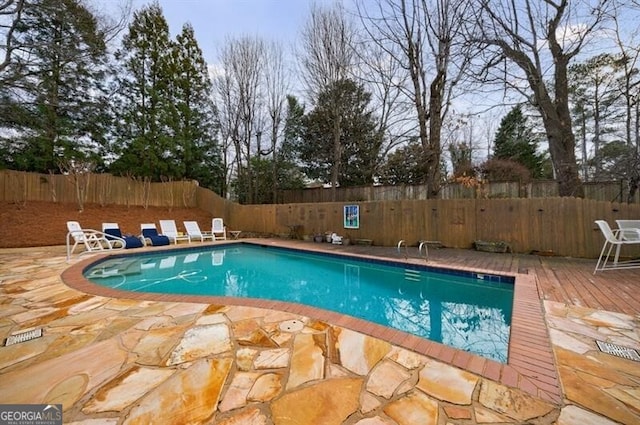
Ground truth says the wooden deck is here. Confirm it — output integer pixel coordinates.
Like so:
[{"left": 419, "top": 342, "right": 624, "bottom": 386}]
[{"left": 324, "top": 243, "right": 640, "bottom": 316}]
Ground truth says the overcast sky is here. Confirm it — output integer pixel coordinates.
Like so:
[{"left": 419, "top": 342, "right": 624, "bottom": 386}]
[{"left": 131, "top": 0, "right": 328, "bottom": 65}]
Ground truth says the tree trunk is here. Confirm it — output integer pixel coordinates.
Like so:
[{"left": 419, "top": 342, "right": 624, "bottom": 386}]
[
  {"left": 525, "top": 52, "right": 583, "bottom": 197},
  {"left": 545, "top": 123, "right": 583, "bottom": 197},
  {"left": 426, "top": 69, "right": 445, "bottom": 198},
  {"left": 579, "top": 106, "right": 588, "bottom": 180},
  {"left": 551, "top": 55, "right": 584, "bottom": 197},
  {"left": 330, "top": 114, "right": 342, "bottom": 201}
]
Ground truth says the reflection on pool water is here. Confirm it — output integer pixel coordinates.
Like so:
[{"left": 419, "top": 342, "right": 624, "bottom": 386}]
[{"left": 84, "top": 244, "right": 514, "bottom": 362}]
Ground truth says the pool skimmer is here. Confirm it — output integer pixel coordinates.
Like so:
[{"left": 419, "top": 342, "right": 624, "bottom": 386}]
[
  {"left": 4, "top": 328, "right": 43, "bottom": 346},
  {"left": 595, "top": 340, "right": 640, "bottom": 362}
]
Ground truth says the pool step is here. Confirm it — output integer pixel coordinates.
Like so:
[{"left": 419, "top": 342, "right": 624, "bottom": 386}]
[{"left": 404, "top": 269, "right": 421, "bottom": 282}]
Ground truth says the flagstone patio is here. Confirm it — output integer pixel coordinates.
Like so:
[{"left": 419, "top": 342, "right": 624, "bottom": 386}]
[{"left": 0, "top": 242, "right": 638, "bottom": 424}]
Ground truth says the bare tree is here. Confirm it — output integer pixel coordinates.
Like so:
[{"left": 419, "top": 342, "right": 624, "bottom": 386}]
[
  {"left": 352, "top": 29, "right": 414, "bottom": 173},
  {"left": 356, "top": 0, "right": 472, "bottom": 198},
  {"left": 299, "top": 1, "right": 355, "bottom": 101},
  {"left": 215, "top": 36, "right": 265, "bottom": 202},
  {"left": 471, "top": 0, "right": 615, "bottom": 197},
  {"left": 214, "top": 66, "right": 238, "bottom": 198},
  {"left": 59, "top": 159, "right": 95, "bottom": 212},
  {"left": 611, "top": 1, "right": 640, "bottom": 149},
  {"left": 299, "top": 1, "right": 356, "bottom": 197},
  {"left": 0, "top": 0, "right": 25, "bottom": 75},
  {"left": 263, "top": 41, "right": 290, "bottom": 202}
]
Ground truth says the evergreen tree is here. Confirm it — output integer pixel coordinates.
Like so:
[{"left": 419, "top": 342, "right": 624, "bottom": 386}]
[
  {"left": 281, "top": 95, "right": 305, "bottom": 164},
  {"left": 110, "top": 1, "right": 173, "bottom": 180},
  {"left": 0, "top": 0, "right": 108, "bottom": 172},
  {"left": 272, "top": 95, "right": 307, "bottom": 197},
  {"left": 378, "top": 139, "right": 428, "bottom": 185},
  {"left": 569, "top": 54, "right": 624, "bottom": 180},
  {"left": 299, "top": 79, "right": 381, "bottom": 186},
  {"left": 231, "top": 95, "right": 306, "bottom": 203},
  {"left": 448, "top": 142, "right": 475, "bottom": 179},
  {"left": 492, "top": 105, "right": 545, "bottom": 178},
  {"left": 232, "top": 156, "right": 305, "bottom": 204},
  {"left": 168, "top": 23, "right": 223, "bottom": 190}
]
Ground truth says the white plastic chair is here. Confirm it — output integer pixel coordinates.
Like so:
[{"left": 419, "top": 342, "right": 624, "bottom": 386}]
[
  {"left": 212, "top": 218, "right": 227, "bottom": 241},
  {"left": 594, "top": 220, "right": 640, "bottom": 273},
  {"left": 183, "top": 221, "right": 214, "bottom": 242},
  {"left": 140, "top": 223, "right": 170, "bottom": 246},
  {"left": 66, "top": 221, "right": 123, "bottom": 261},
  {"left": 102, "top": 222, "right": 143, "bottom": 249},
  {"left": 159, "top": 219, "right": 191, "bottom": 244}
]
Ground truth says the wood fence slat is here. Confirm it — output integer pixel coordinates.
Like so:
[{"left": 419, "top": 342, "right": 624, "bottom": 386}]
[
  {"left": 279, "top": 180, "right": 640, "bottom": 204},
  {"left": 4, "top": 170, "right": 640, "bottom": 258}
]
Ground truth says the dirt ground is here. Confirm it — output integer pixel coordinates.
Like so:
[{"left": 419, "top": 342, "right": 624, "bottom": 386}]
[{"left": 0, "top": 201, "right": 214, "bottom": 249}]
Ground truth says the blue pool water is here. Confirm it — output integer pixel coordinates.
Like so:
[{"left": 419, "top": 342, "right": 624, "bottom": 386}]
[{"left": 84, "top": 244, "right": 514, "bottom": 362}]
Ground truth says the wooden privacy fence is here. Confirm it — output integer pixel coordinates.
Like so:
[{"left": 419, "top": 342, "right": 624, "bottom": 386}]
[
  {"left": 3, "top": 170, "right": 640, "bottom": 258},
  {"left": 229, "top": 198, "right": 640, "bottom": 258},
  {"left": 278, "top": 180, "right": 640, "bottom": 204},
  {"left": 0, "top": 170, "right": 199, "bottom": 208}
]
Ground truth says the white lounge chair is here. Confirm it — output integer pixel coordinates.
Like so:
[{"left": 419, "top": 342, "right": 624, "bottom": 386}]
[
  {"left": 159, "top": 219, "right": 191, "bottom": 244},
  {"left": 594, "top": 220, "right": 640, "bottom": 273},
  {"left": 66, "top": 220, "right": 125, "bottom": 260},
  {"left": 212, "top": 218, "right": 227, "bottom": 241},
  {"left": 140, "top": 223, "right": 171, "bottom": 246},
  {"left": 102, "top": 222, "right": 144, "bottom": 249},
  {"left": 183, "top": 221, "right": 214, "bottom": 242}
]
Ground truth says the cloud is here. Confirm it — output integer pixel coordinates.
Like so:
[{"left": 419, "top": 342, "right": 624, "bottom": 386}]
[{"left": 207, "top": 63, "right": 225, "bottom": 80}]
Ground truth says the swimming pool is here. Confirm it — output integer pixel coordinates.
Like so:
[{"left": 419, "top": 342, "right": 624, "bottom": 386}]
[{"left": 84, "top": 243, "right": 514, "bottom": 362}]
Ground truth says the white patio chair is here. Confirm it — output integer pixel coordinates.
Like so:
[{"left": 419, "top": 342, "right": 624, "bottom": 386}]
[
  {"left": 183, "top": 221, "right": 214, "bottom": 242},
  {"left": 66, "top": 220, "right": 124, "bottom": 261},
  {"left": 102, "top": 222, "right": 143, "bottom": 249},
  {"left": 159, "top": 219, "right": 191, "bottom": 244},
  {"left": 212, "top": 218, "right": 227, "bottom": 241},
  {"left": 140, "top": 223, "right": 171, "bottom": 246},
  {"left": 615, "top": 219, "right": 640, "bottom": 242},
  {"left": 594, "top": 220, "right": 640, "bottom": 273}
]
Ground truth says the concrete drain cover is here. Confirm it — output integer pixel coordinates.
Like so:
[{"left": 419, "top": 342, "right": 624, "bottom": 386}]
[
  {"left": 4, "top": 328, "right": 43, "bottom": 346},
  {"left": 596, "top": 340, "right": 640, "bottom": 361},
  {"left": 279, "top": 320, "right": 304, "bottom": 333}
]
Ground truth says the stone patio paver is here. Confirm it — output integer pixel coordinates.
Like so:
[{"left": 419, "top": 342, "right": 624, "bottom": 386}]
[{"left": 0, "top": 245, "right": 639, "bottom": 424}]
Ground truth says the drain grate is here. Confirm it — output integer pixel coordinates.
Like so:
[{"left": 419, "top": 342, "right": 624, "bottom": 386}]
[
  {"left": 4, "top": 328, "right": 43, "bottom": 346},
  {"left": 596, "top": 340, "right": 640, "bottom": 361}
]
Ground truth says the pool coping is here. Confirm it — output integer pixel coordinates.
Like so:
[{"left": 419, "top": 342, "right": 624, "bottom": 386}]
[{"left": 60, "top": 239, "right": 561, "bottom": 404}]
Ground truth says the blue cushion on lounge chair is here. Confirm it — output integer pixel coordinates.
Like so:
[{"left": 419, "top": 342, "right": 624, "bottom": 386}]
[
  {"left": 141, "top": 228, "right": 170, "bottom": 246},
  {"left": 104, "top": 228, "right": 144, "bottom": 249}
]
